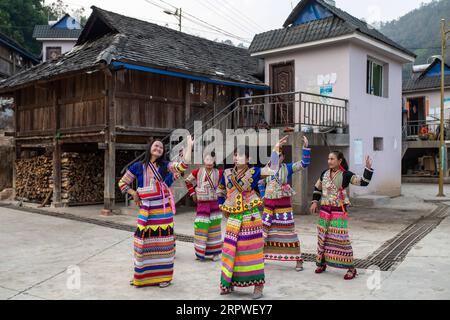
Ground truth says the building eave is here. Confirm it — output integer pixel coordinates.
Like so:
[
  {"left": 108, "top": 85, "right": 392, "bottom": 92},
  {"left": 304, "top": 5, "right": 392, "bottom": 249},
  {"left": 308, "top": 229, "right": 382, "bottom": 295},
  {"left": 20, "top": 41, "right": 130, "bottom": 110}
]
[
  {"left": 403, "top": 86, "right": 450, "bottom": 94},
  {"left": 111, "top": 60, "right": 269, "bottom": 91},
  {"left": 251, "top": 32, "right": 415, "bottom": 63},
  {"left": 36, "top": 38, "right": 79, "bottom": 41}
]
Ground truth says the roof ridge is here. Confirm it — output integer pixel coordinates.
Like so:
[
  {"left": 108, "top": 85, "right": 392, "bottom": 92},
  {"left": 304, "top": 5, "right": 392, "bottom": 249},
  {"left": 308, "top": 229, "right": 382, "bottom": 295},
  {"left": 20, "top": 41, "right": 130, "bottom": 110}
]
[{"left": 90, "top": 6, "right": 250, "bottom": 53}]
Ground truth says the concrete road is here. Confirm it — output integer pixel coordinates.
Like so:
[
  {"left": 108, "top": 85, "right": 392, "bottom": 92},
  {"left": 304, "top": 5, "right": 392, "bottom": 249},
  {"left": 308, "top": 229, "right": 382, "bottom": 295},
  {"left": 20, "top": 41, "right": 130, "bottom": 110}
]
[{"left": 0, "top": 206, "right": 449, "bottom": 300}]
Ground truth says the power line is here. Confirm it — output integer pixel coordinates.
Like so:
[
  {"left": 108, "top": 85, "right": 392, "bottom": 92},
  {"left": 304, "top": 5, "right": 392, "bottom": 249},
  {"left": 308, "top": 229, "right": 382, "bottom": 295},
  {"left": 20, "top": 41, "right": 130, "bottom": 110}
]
[
  {"left": 154, "top": 0, "right": 252, "bottom": 41},
  {"left": 196, "top": 0, "right": 257, "bottom": 36},
  {"left": 137, "top": 16, "right": 250, "bottom": 41},
  {"left": 182, "top": 15, "right": 251, "bottom": 43},
  {"left": 143, "top": 0, "right": 251, "bottom": 43},
  {"left": 221, "top": 0, "right": 266, "bottom": 33}
]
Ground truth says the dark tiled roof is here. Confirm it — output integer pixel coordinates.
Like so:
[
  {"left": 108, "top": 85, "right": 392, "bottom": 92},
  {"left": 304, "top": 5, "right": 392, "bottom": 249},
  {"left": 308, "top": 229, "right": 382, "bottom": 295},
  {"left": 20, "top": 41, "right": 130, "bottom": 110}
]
[
  {"left": 0, "top": 33, "right": 121, "bottom": 90},
  {"left": 403, "top": 59, "right": 450, "bottom": 92},
  {"left": 403, "top": 75, "right": 450, "bottom": 92},
  {"left": 0, "top": 31, "right": 39, "bottom": 63},
  {"left": 250, "top": 16, "right": 353, "bottom": 53},
  {"left": 32, "top": 25, "right": 82, "bottom": 39},
  {"left": 250, "top": 0, "right": 415, "bottom": 57},
  {"left": 87, "top": 7, "right": 262, "bottom": 85},
  {"left": 0, "top": 7, "right": 263, "bottom": 91}
]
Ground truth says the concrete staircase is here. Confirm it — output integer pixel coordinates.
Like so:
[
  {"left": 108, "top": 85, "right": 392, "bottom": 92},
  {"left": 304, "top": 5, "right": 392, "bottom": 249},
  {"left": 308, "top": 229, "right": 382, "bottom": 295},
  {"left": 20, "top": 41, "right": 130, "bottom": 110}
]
[{"left": 120, "top": 97, "right": 243, "bottom": 207}]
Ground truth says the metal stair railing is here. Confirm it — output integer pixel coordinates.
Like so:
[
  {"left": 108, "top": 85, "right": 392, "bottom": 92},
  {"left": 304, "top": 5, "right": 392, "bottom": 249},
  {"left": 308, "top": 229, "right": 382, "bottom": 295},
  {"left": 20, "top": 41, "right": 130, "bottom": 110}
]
[{"left": 119, "top": 97, "right": 244, "bottom": 206}]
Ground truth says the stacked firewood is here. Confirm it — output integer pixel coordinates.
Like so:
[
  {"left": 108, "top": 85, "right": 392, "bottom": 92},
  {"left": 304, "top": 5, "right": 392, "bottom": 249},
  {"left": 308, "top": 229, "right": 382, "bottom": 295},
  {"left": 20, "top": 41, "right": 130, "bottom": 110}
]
[
  {"left": 15, "top": 150, "right": 139, "bottom": 205},
  {"left": 15, "top": 155, "right": 52, "bottom": 202},
  {"left": 59, "top": 152, "right": 104, "bottom": 204}
]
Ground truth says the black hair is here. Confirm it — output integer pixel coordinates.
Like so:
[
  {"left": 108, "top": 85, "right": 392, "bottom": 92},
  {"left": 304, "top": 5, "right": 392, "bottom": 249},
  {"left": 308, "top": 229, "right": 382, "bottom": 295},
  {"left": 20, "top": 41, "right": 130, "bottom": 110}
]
[
  {"left": 233, "top": 145, "right": 250, "bottom": 159},
  {"left": 203, "top": 151, "right": 218, "bottom": 168},
  {"left": 143, "top": 139, "right": 168, "bottom": 178},
  {"left": 330, "top": 150, "right": 349, "bottom": 171}
]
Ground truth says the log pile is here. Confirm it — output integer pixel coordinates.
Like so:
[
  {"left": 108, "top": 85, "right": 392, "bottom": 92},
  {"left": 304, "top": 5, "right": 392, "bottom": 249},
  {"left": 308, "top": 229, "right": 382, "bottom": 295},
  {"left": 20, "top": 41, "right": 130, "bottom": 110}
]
[
  {"left": 15, "top": 150, "right": 139, "bottom": 205},
  {"left": 15, "top": 155, "right": 52, "bottom": 202},
  {"left": 59, "top": 152, "right": 104, "bottom": 204}
]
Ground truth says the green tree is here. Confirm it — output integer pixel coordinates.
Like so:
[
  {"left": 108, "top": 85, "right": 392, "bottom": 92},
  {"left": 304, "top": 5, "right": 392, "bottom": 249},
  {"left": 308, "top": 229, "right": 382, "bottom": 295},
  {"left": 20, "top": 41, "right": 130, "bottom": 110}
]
[
  {"left": 0, "top": 0, "right": 87, "bottom": 57},
  {"left": 0, "top": 0, "right": 48, "bottom": 55},
  {"left": 377, "top": 0, "right": 450, "bottom": 78}
]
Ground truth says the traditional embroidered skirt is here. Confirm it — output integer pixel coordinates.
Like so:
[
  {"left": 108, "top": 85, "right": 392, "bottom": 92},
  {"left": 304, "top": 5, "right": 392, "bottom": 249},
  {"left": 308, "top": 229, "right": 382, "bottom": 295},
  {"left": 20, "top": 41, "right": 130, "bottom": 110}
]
[
  {"left": 316, "top": 205, "right": 354, "bottom": 269},
  {"left": 262, "top": 197, "right": 302, "bottom": 262},
  {"left": 220, "top": 207, "right": 265, "bottom": 290},
  {"left": 194, "top": 200, "right": 223, "bottom": 259},
  {"left": 132, "top": 197, "right": 175, "bottom": 287}
]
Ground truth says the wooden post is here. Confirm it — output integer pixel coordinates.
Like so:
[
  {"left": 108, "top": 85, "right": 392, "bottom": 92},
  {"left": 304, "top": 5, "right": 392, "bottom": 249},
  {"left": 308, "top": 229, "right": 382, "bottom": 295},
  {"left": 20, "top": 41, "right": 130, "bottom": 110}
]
[
  {"left": 185, "top": 80, "right": 191, "bottom": 124},
  {"left": 51, "top": 83, "right": 62, "bottom": 207},
  {"left": 12, "top": 92, "right": 18, "bottom": 199},
  {"left": 102, "top": 71, "right": 116, "bottom": 216},
  {"left": 291, "top": 132, "right": 308, "bottom": 215}
]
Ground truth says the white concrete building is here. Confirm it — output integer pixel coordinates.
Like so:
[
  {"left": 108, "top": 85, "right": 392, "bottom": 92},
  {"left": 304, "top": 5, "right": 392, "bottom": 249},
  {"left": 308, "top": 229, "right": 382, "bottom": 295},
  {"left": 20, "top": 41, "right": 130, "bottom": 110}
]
[
  {"left": 33, "top": 14, "right": 82, "bottom": 62},
  {"left": 402, "top": 58, "right": 450, "bottom": 180},
  {"left": 249, "top": 0, "right": 416, "bottom": 201}
]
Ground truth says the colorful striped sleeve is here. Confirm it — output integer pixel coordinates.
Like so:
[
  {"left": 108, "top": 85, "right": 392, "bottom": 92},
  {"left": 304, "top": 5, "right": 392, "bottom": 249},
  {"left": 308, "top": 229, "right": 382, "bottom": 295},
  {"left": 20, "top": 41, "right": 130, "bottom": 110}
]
[
  {"left": 217, "top": 174, "right": 226, "bottom": 205},
  {"left": 258, "top": 179, "right": 266, "bottom": 198},
  {"left": 118, "top": 163, "right": 138, "bottom": 194},
  {"left": 168, "top": 160, "right": 189, "bottom": 174},
  {"left": 184, "top": 168, "right": 199, "bottom": 197},
  {"left": 292, "top": 147, "right": 311, "bottom": 173},
  {"left": 348, "top": 167, "right": 374, "bottom": 187}
]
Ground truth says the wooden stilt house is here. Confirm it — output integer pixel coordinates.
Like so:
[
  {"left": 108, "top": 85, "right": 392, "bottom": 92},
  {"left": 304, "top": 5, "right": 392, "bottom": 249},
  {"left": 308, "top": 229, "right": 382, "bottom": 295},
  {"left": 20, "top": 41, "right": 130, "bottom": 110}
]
[{"left": 0, "top": 6, "right": 267, "bottom": 213}]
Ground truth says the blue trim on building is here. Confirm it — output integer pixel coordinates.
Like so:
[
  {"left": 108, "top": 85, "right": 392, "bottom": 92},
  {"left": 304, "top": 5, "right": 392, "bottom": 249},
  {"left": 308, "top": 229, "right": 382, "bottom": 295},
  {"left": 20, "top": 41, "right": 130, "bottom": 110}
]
[
  {"left": 0, "top": 37, "right": 39, "bottom": 64},
  {"left": 111, "top": 61, "right": 269, "bottom": 91},
  {"left": 293, "top": 1, "right": 333, "bottom": 26},
  {"left": 425, "top": 61, "right": 450, "bottom": 77},
  {"left": 52, "top": 15, "right": 82, "bottom": 30}
]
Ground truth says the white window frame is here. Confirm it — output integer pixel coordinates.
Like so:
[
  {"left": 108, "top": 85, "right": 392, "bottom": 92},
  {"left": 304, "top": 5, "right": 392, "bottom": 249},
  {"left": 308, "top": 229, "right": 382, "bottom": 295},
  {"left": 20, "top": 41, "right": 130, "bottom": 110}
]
[{"left": 367, "top": 59, "right": 384, "bottom": 97}]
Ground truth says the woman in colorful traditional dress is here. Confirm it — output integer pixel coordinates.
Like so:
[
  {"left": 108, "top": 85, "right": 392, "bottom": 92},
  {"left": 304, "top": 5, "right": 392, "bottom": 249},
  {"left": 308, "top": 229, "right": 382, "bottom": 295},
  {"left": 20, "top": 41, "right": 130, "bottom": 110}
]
[
  {"left": 260, "top": 136, "right": 311, "bottom": 271},
  {"left": 118, "top": 136, "right": 194, "bottom": 288},
  {"left": 310, "top": 151, "right": 374, "bottom": 280},
  {"left": 217, "top": 137, "right": 288, "bottom": 300},
  {"left": 185, "top": 152, "right": 224, "bottom": 261}
]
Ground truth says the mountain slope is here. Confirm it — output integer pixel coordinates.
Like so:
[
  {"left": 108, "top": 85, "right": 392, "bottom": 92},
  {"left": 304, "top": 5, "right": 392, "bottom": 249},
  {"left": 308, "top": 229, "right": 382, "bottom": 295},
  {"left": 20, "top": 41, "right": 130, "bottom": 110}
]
[{"left": 378, "top": 0, "right": 450, "bottom": 78}]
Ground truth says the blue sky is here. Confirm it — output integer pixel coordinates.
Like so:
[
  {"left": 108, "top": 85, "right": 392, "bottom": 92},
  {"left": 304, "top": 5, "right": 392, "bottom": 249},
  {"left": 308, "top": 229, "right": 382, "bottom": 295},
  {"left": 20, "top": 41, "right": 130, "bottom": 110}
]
[{"left": 51, "top": 0, "right": 434, "bottom": 45}]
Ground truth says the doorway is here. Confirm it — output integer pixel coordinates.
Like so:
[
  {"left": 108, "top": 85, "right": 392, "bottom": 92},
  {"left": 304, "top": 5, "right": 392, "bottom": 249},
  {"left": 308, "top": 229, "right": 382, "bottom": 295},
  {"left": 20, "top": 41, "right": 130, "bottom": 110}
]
[{"left": 270, "top": 61, "right": 295, "bottom": 126}]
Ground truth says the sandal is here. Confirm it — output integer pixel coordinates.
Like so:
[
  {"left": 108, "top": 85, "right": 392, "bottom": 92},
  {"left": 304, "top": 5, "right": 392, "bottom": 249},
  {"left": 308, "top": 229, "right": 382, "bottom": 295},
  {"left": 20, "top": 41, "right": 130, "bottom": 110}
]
[
  {"left": 315, "top": 265, "right": 327, "bottom": 274},
  {"left": 295, "top": 261, "right": 304, "bottom": 272},
  {"left": 344, "top": 269, "right": 358, "bottom": 280},
  {"left": 159, "top": 282, "right": 171, "bottom": 288},
  {"left": 129, "top": 279, "right": 135, "bottom": 286},
  {"left": 252, "top": 285, "right": 264, "bottom": 300},
  {"left": 220, "top": 287, "right": 233, "bottom": 295}
]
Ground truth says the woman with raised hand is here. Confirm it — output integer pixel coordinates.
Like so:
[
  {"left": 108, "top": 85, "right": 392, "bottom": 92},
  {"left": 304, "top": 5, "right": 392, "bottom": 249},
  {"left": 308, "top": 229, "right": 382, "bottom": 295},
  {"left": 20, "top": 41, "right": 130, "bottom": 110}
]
[
  {"left": 260, "top": 135, "right": 311, "bottom": 271},
  {"left": 185, "top": 152, "right": 224, "bottom": 261},
  {"left": 217, "top": 136, "right": 288, "bottom": 300},
  {"left": 118, "top": 136, "right": 194, "bottom": 288},
  {"left": 310, "top": 151, "right": 374, "bottom": 280}
]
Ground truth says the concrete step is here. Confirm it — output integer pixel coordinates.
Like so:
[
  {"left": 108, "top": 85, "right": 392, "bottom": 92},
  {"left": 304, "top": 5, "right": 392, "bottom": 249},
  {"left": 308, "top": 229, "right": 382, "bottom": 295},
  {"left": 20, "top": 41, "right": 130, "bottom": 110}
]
[
  {"left": 402, "top": 176, "right": 450, "bottom": 184},
  {"left": 0, "top": 188, "right": 13, "bottom": 201},
  {"left": 352, "top": 195, "right": 391, "bottom": 207}
]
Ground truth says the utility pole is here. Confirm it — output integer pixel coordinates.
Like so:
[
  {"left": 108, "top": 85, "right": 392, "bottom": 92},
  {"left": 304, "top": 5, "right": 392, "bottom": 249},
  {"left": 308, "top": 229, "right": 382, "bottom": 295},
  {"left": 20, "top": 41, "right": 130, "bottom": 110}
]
[
  {"left": 438, "top": 19, "right": 450, "bottom": 197},
  {"left": 164, "top": 8, "right": 182, "bottom": 32}
]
